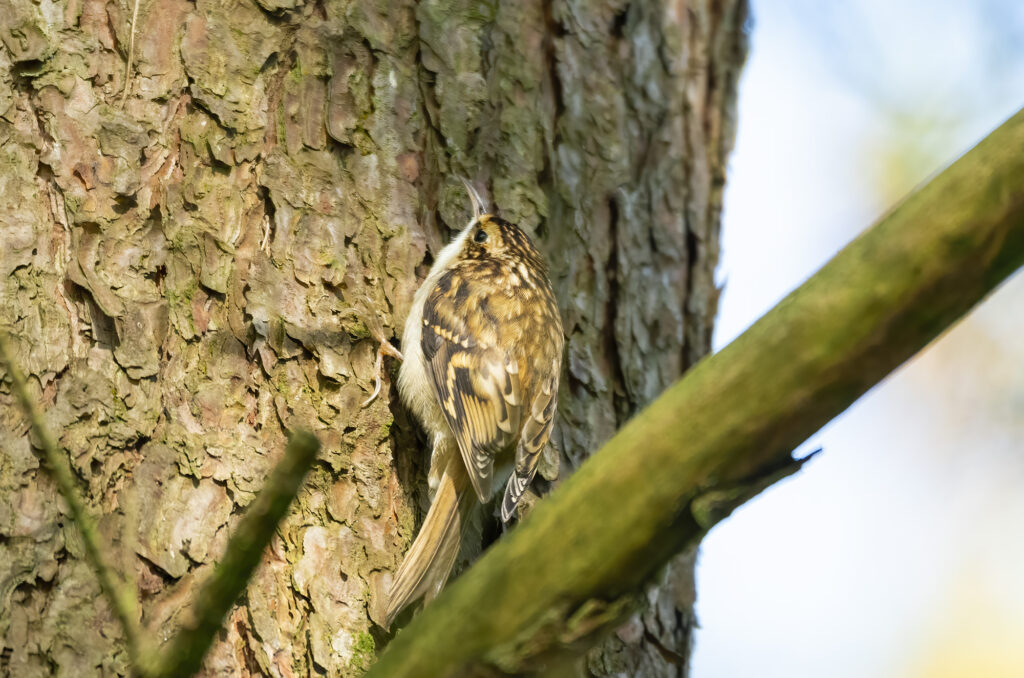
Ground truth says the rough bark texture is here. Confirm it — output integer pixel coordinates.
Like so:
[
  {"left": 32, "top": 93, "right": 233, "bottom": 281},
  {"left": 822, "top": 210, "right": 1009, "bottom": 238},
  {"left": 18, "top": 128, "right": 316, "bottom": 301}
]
[
  {"left": 0, "top": 0, "right": 745, "bottom": 675},
  {"left": 367, "top": 106, "right": 1024, "bottom": 678}
]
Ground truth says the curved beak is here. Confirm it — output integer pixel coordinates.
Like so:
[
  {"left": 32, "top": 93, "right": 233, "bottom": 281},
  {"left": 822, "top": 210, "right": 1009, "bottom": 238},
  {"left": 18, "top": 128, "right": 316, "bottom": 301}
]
[{"left": 460, "top": 177, "right": 487, "bottom": 220}]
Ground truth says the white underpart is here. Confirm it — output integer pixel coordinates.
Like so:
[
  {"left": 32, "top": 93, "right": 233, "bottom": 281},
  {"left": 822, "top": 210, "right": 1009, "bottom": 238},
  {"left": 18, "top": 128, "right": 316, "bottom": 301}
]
[{"left": 397, "top": 218, "right": 478, "bottom": 492}]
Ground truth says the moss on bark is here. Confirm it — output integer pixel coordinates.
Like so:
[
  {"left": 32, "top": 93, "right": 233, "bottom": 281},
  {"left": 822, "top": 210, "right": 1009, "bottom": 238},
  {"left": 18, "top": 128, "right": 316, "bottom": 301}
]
[{"left": 0, "top": 0, "right": 745, "bottom": 675}]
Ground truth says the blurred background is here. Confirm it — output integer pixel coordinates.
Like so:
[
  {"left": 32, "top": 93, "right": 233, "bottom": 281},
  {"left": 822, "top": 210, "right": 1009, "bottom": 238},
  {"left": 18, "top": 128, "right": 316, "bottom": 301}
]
[{"left": 692, "top": 1, "right": 1024, "bottom": 677}]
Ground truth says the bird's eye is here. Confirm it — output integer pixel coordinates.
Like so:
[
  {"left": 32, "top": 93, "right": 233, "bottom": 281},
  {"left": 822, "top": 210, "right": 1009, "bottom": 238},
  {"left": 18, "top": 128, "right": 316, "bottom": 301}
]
[{"left": 473, "top": 228, "right": 488, "bottom": 244}]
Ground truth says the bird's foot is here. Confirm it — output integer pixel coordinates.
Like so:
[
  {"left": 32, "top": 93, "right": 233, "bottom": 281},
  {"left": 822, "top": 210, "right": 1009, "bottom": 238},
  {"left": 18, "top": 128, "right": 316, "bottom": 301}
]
[{"left": 362, "top": 335, "right": 404, "bottom": 407}]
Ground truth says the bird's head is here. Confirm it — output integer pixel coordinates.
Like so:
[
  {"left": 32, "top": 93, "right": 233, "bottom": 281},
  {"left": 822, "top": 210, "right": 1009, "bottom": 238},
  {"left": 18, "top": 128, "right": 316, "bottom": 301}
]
[{"left": 455, "top": 179, "right": 546, "bottom": 273}]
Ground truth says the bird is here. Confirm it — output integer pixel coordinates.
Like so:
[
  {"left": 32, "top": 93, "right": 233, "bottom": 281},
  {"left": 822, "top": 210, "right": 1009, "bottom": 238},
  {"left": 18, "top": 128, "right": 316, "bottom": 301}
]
[{"left": 384, "top": 180, "right": 564, "bottom": 627}]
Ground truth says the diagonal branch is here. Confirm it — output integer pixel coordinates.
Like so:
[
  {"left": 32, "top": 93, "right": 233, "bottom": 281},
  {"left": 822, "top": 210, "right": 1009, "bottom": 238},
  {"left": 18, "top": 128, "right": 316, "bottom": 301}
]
[
  {"left": 1, "top": 331, "right": 322, "bottom": 677},
  {"left": 141, "top": 430, "right": 320, "bottom": 678},
  {"left": 0, "top": 332, "right": 147, "bottom": 665},
  {"left": 368, "top": 107, "right": 1024, "bottom": 676}
]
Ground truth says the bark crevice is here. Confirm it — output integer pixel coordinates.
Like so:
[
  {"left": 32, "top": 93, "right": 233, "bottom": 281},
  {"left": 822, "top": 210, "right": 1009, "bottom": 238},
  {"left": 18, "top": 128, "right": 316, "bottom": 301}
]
[{"left": 0, "top": 1, "right": 746, "bottom": 674}]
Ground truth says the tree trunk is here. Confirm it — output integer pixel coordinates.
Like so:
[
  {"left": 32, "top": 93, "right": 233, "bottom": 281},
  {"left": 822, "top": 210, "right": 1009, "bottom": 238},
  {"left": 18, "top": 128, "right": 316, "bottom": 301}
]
[{"left": 0, "top": 0, "right": 745, "bottom": 675}]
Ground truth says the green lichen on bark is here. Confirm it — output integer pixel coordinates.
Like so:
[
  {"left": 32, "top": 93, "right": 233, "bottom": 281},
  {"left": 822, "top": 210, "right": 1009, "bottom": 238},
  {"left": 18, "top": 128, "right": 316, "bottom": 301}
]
[
  {"left": 367, "top": 109, "right": 1024, "bottom": 677},
  {"left": 0, "top": 0, "right": 745, "bottom": 675}
]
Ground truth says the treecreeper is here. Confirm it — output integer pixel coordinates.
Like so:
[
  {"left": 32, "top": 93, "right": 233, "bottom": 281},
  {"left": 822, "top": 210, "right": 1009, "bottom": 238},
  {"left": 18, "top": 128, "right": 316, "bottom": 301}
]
[{"left": 384, "top": 181, "right": 564, "bottom": 627}]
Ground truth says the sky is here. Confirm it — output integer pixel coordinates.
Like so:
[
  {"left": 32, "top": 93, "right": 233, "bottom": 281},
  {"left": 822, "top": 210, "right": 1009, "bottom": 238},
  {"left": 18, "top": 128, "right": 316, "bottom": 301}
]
[{"left": 692, "top": 2, "right": 1024, "bottom": 677}]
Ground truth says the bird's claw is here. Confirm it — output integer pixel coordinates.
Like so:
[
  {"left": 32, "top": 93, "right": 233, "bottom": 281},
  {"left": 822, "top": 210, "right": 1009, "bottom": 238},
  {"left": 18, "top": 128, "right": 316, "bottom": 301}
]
[{"left": 362, "top": 338, "right": 403, "bottom": 408}]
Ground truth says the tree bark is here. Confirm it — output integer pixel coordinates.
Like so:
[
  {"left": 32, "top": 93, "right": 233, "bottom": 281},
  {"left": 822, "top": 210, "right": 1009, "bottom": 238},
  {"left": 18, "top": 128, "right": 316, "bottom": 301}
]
[
  {"left": 367, "top": 106, "right": 1024, "bottom": 678},
  {"left": 0, "top": 0, "right": 745, "bottom": 675}
]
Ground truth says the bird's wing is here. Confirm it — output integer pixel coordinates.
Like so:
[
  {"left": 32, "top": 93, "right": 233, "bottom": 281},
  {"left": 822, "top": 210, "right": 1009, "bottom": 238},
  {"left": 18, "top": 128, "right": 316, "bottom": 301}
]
[
  {"left": 501, "top": 359, "right": 559, "bottom": 522},
  {"left": 422, "top": 272, "right": 522, "bottom": 503}
]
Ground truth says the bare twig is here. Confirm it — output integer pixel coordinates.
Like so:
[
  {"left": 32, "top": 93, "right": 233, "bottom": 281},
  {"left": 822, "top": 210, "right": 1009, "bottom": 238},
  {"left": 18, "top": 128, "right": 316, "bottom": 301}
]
[
  {"left": 142, "top": 430, "right": 320, "bottom": 678},
  {"left": 0, "top": 332, "right": 147, "bottom": 665},
  {"left": 120, "top": 0, "right": 141, "bottom": 107}
]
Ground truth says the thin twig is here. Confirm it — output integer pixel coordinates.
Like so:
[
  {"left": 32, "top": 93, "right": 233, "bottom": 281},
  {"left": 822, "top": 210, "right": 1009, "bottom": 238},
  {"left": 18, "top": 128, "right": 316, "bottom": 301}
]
[
  {"left": 142, "top": 430, "right": 320, "bottom": 678},
  {"left": 0, "top": 332, "right": 147, "bottom": 665},
  {"left": 120, "top": 0, "right": 141, "bottom": 107}
]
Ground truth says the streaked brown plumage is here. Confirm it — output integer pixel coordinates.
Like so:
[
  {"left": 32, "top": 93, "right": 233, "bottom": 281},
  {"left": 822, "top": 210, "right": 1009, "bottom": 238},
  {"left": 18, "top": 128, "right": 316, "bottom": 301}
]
[{"left": 384, "top": 185, "right": 563, "bottom": 627}]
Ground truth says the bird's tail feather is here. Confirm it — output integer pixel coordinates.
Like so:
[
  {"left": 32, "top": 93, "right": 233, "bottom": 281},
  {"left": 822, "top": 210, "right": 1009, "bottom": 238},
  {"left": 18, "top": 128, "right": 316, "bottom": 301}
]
[{"left": 385, "top": 456, "right": 474, "bottom": 628}]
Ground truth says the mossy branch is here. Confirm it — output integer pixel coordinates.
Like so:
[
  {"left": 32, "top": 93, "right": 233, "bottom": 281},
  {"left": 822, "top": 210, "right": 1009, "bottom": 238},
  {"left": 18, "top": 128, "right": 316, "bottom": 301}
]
[
  {"left": 368, "top": 109, "right": 1024, "bottom": 676},
  {"left": 0, "top": 333, "right": 320, "bottom": 676}
]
